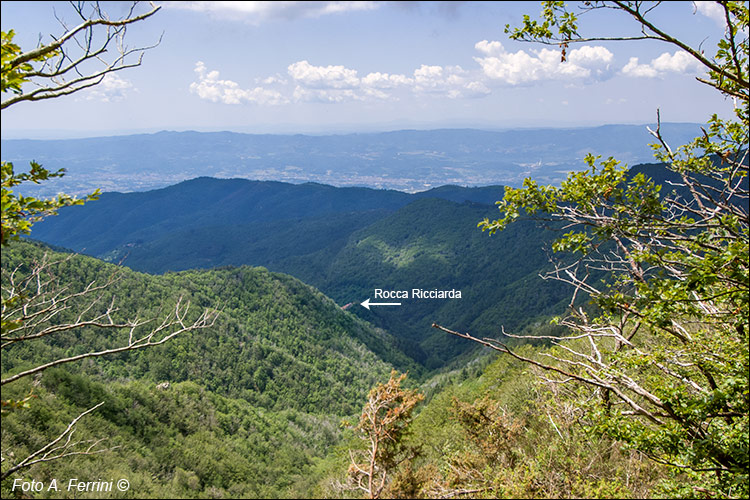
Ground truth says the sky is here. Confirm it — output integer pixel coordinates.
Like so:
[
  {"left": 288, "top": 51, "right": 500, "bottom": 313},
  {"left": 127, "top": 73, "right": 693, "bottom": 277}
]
[{"left": 0, "top": 1, "right": 740, "bottom": 139}]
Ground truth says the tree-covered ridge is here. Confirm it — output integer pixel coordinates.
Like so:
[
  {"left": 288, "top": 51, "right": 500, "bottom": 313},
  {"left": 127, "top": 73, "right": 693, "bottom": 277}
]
[
  {"left": 26, "top": 177, "right": 411, "bottom": 258},
  {"left": 26, "top": 176, "right": 503, "bottom": 260},
  {"left": 2, "top": 240, "right": 412, "bottom": 415},
  {"left": 23, "top": 178, "right": 576, "bottom": 368},
  {"left": 280, "top": 197, "right": 572, "bottom": 369},
  {"left": 25, "top": 164, "right": 699, "bottom": 372},
  {"left": 2, "top": 372, "right": 343, "bottom": 498}
]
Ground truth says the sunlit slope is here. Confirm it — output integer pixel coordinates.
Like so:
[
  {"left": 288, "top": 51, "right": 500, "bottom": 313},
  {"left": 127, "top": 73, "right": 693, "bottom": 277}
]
[
  {"left": 2, "top": 241, "right": 414, "bottom": 414},
  {"left": 276, "top": 198, "right": 571, "bottom": 368}
]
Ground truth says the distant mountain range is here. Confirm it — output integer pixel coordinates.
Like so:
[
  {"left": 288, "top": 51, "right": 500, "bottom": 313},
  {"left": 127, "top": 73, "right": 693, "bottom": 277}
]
[
  {"left": 29, "top": 177, "right": 503, "bottom": 256},
  {"left": 1, "top": 124, "right": 702, "bottom": 196}
]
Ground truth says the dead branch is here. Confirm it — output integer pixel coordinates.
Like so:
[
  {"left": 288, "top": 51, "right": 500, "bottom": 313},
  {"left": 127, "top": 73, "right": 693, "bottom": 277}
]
[
  {"left": 2, "top": 1, "right": 162, "bottom": 110},
  {"left": 2, "top": 296, "right": 217, "bottom": 386},
  {"left": 0, "top": 402, "right": 115, "bottom": 481}
]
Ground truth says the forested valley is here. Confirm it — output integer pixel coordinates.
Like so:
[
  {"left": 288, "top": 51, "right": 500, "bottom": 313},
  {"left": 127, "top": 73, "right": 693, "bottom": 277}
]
[
  {"left": 4, "top": 157, "right": 746, "bottom": 498},
  {"left": 0, "top": 242, "right": 681, "bottom": 498},
  {"left": 2, "top": 1, "right": 748, "bottom": 499}
]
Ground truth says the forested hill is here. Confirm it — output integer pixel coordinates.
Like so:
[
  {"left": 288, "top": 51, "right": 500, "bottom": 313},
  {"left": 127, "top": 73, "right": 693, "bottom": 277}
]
[
  {"left": 1, "top": 240, "right": 413, "bottom": 413},
  {"left": 28, "top": 177, "right": 573, "bottom": 368},
  {"left": 29, "top": 161, "right": 715, "bottom": 370},
  {"left": 30, "top": 162, "right": 707, "bottom": 370},
  {"left": 29, "top": 176, "right": 503, "bottom": 258},
  {"left": 1, "top": 240, "right": 417, "bottom": 496},
  {"left": 276, "top": 198, "right": 572, "bottom": 368}
]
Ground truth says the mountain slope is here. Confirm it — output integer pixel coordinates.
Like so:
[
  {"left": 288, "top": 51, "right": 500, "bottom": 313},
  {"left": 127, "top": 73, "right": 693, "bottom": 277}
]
[
  {"left": 29, "top": 177, "right": 502, "bottom": 260},
  {"left": 2, "top": 373, "right": 343, "bottom": 498},
  {"left": 274, "top": 198, "right": 570, "bottom": 368},
  {"left": 29, "top": 177, "right": 409, "bottom": 258},
  {"left": 26, "top": 179, "right": 572, "bottom": 368},
  {"left": 2, "top": 239, "right": 425, "bottom": 496},
  {"left": 1, "top": 240, "right": 413, "bottom": 413}
]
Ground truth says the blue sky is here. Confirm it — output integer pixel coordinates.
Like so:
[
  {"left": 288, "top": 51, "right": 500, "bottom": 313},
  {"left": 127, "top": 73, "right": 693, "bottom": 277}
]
[{"left": 0, "top": 1, "right": 739, "bottom": 138}]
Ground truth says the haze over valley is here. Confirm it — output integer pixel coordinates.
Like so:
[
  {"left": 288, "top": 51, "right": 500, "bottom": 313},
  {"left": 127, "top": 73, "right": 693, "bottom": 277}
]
[{"left": 1, "top": 124, "right": 702, "bottom": 196}]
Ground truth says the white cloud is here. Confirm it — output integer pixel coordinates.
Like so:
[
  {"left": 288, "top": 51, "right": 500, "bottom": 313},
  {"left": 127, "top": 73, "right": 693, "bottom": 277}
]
[
  {"left": 361, "top": 87, "right": 391, "bottom": 100},
  {"left": 288, "top": 60, "right": 360, "bottom": 89},
  {"left": 568, "top": 46, "right": 614, "bottom": 67},
  {"left": 83, "top": 73, "right": 134, "bottom": 102},
  {"left": 190, "top": 39, "right": 616, "bottom": 108},
  {"left": 292, "top": 85, "right": 362, "bottom": 103},
  {"left": 473, "top": 40, "right": 613, "bottom": 85},
  {"left": 260, "top": 75, "right": 287, "bottom": 85},
  {"left": 621, "top": 51, "right": 703, "bottom": 78},
  {"left": 474, "top": 40, "right": 505, "bottom": 57},
  {"left": 651, "top": 51, "right": 702, "bottom": 73},
  {"left": 621, "top": 57, "right": 659, "bottom": 78},
  {"left": 412, "top": 64, "right": 489, "bottom": 98},
  {"left": 413, "top": 64, "right": 445, "bottom": 89},
  {"left": 190, "top": 61, "right": 288, "bottom": 105},
  {"left": 170, "top": 1, "right": 379, "bottom": 24},
  {"left": 191, "top": 42, "right": 506, "bottom": 106},
  {"left": 361, "top": 72, "right": 413, "bottom": 89},
  {"left": 286, "top": 60, "right": 365, "bottom": 102},
  {"left": 694, "top": 1, "right": 726, "bottom": 27},
  {"left": 285, "top": 60, "right": 488, "bottom": 102},
  {"left": 464, "top": 80, "right": 492, "bottom": 98}
]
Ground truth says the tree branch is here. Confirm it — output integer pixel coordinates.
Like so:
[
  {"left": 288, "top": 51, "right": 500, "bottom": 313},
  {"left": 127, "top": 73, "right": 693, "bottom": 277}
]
[{"left": 0, "top": 402, "right": 114, "bottom": 481}]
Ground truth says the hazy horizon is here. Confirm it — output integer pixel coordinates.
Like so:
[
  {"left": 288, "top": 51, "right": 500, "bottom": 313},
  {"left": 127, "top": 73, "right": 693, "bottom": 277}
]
[{"left": 1, "top": 119, "right": 705, "bottom": 141}]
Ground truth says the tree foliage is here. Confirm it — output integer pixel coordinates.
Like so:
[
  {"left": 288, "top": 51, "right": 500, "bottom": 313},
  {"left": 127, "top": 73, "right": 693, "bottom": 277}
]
[
  {"left": 337, "top": 349, "right": 661, "bottom": 499},
  {"left": 0, "top": 2, "right": 217, "bottom": 483},
  {"left": 1, "top": 161, "right": 99, "bottom": 247},
  {"left": 345, "top": 371, "right": 424, "bottom": 499},
  {"left": 435, "top": 1, "right": 749, "bottom": 496},
  {"left": 1, "top": 26, "right": 102, "bottom": 246},
  {"left": 1, "top": 370, "right": 344, "bottom": 499},
  {"left": 1, "top": 1, "right": 161, "bottom": 110}
]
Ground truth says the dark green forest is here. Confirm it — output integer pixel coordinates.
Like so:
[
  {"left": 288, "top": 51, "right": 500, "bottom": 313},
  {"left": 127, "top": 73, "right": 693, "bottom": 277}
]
[
  {"left": 2, "top": 241, "right": 411, "bottom": 414},
  {"left": 2, "top": 1, "right": 748, "bottom": 498},
  {"left": 1, "top": 240, "right": 401, "bottom": 497},
  {"left": 27, "top": 180, "right": 576, "bottom": 368},
  {"left": 0, "top": 239, "right": 581, "bottom": 498}
]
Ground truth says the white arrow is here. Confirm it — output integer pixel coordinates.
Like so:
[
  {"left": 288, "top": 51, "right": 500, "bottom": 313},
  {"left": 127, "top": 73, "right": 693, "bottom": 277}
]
[{"left": 361, "top": 298, "right": 402, "bottom": 310}]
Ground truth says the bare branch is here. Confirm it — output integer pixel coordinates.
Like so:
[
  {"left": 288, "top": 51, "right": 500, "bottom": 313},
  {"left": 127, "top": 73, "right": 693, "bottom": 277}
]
[
  {"left": 1, "top": 2, "right": 162, "bottom": 110},
  {"left": 6, "top": 3, "right": 160, "bottom": 70},
  {"left": 2, "top": 296, "right": 218, "bottom": 386},
  {"left": 0, "top": 402, "right": 115, "bottom": 481}
]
